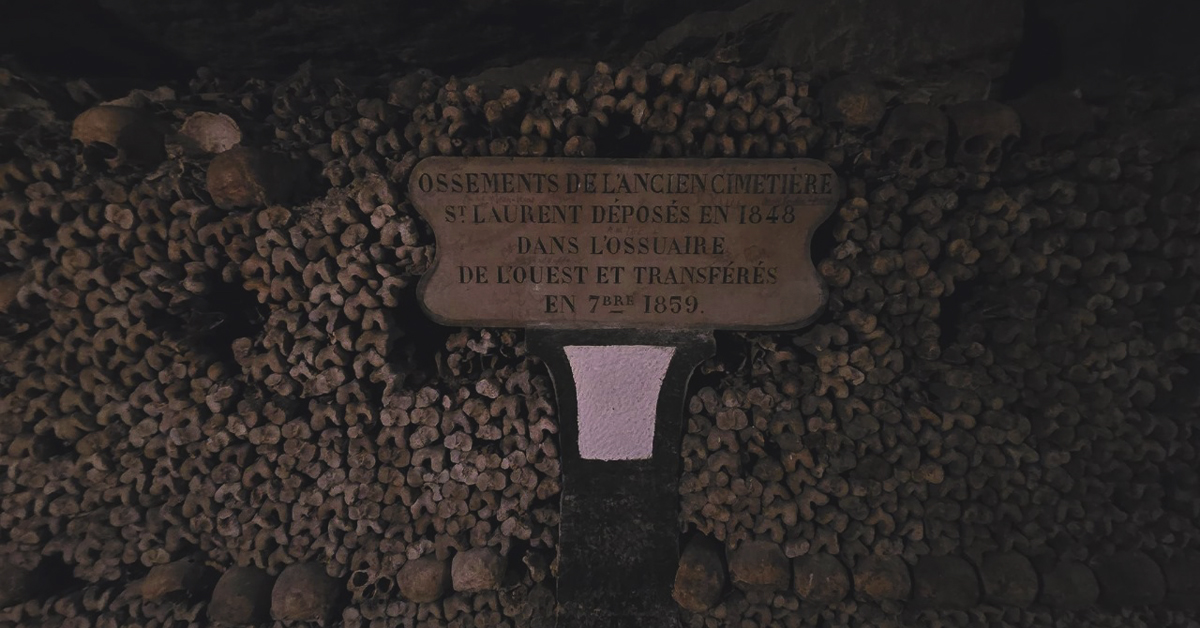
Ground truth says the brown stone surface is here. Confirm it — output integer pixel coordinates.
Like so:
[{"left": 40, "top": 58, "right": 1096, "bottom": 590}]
[
  {"left": 979, "top": 552, "right": 1038, "bottom": 607},
  {"left": 853, "top": 555, "right": 911, "bottom": 601},
  {"left": 397, "top": 556, "right": 451, "bottom": 604},
  {"left": 792, "top": 554, "right": 849, "bottom": 604},
  {"left": 1094, "top": 552, "right": 1166, "bottom": 607},
  {"left": 209, "top": 566, "right": 275, "bottom": 625},
  {"left": 672, "top": 535, "right": 726, "bottom": 612},
  {"left": 452, "top": 548, "right": 506, "bottom": 592},
  {"left": 270, "top": 562, "right": 342, "bottom": 622},
  {"left": 1039, "top": 561, "right": 1099, "bottom": 611},
  {"left": 142, "top": 557, "right": 215, "bottom": 600},
  {"left": 728, "top": 541, "right": 790, "bottom": 592},
  {"left": 410, "top": 157, "right": 839, "bottom": 329},
  {"left": 206, "top": 146, "right": 298, "bottom": 211},
  {"left": 911, "top": 555, "right": 979, "bottom": 609}
]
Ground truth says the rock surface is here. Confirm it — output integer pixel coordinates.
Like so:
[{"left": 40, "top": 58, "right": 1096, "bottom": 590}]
[
  {"left": 637, "top": 0, "right": 1021, "bottom": 77},
  {"left": 6, "top": 0, "right": 1024, "bottom": 82}
]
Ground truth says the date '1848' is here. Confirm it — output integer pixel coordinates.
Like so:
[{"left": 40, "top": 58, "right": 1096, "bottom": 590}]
[{"left": 409, "top": 158, "right": 839, "bottom": 330}]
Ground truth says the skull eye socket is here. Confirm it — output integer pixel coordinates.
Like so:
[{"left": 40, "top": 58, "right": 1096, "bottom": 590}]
[
  {"left": 85, "top": 142, "right": 119, "bottom": 159},
  {"left": 81, "top": 142, "right": 120, "bottom": 170},
  {"left": 925, "top": 140, "right": 946, "bottom": 157},
  {"left": 964, "top": 136, "right": 989, "bottom": 155}
]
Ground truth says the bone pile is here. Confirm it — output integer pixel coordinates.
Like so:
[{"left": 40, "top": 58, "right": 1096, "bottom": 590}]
[{"left": 0, "top": 60, "right": 1197, "bottom": 628}]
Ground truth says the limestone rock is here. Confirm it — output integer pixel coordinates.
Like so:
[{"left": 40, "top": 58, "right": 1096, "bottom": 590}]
[
  {"left": 853, "top": 555, "right": 911, "bottom": 601},
  {"left": 728, "top": 541, "right": 789, "bottom": 592},
  {"left": 672, "top": 535, "right": 726, "bottom": 612},
  {"left": 911, "top": 555, "right": 979, "bottom": 609},
  {"left": 1094, "top": 552, "right": 1165, "bottom": 607},
  {"left": 1039, "top": 561, "right": 1098, "bottom": 611},
  {"left": 792, "top": 554, "right": 849, "bottom": 604},
  {"left": 209, "top": 566, "right": 275, "bottom": 625},
  {"left": 636, "top": 0, "right": 1021, "bottom": 78},
  {"left": 452, "top": 548, "right": 505, "bottom": 592},
  {"left": 398, "top": 556, "right": 451, "bottom": 604},
  {"left": 205, "top": 146, "right": 297, "bottom": 210},
  {"left": 270, "top": 562, "right": 342, "bottom": 622},
  {"left": 979, "top": 552, "right": 1038, "bottom": 607},
  {"left": 142, "top": 556, "right": 215, "bottom": 600}
]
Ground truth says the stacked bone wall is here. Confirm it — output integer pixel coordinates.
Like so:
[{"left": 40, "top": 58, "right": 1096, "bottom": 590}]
[{"left": 0, "top": 61, "right": 1197, "bottom": 627}]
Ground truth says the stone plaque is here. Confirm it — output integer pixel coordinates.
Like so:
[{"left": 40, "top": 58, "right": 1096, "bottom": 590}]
[{"left": 409, "top": 157, "right": 839, "bottom": 330}]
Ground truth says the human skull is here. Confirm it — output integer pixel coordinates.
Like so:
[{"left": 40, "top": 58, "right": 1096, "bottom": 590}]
[
  {"left": 178, "top": 111, "right": 242, "bottom": 155},
  {"left": 71, "top": 105, "right": 165, "bottom": 170},
  {"left": 878, "top": 103, "right": 949, "bottom": 179},
  {"left": 945, "top": 101, "right": 1021, "bottom": 173},
  {"left": 1010, "top": 86, "right": 1094, "bottom": 154},
  {"left": 819, "top": 73, "right": 886, "bottom": 131},
  {"left": 205, "top": 146, "right": 299, "bottom": 210}
]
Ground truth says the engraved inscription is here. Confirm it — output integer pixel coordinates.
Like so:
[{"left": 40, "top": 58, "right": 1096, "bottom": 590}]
[{"left": 409, "top": 157, "right": 839, "bottom": 329}]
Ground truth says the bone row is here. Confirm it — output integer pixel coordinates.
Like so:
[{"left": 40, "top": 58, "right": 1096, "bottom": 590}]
[
  {"left": 673, "top": 539, "right": 1199, "bottom": 613},
  {"left": 0, "top": 554, "right": 553, "bottom": 627}
]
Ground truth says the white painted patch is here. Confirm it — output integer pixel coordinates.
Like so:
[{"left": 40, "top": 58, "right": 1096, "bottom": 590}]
[{"left": 563, "top": 345, "right": 675, "bottom": 461}]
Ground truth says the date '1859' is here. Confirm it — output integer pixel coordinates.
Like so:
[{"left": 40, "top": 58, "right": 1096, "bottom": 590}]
[{"left": 544, "top": 294, "right": 701, "bottom": 315}]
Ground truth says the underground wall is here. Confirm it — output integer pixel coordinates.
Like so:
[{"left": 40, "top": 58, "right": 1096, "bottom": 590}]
[{"left": 0, "top": 0, "right": 1198, "bottom": 626}]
